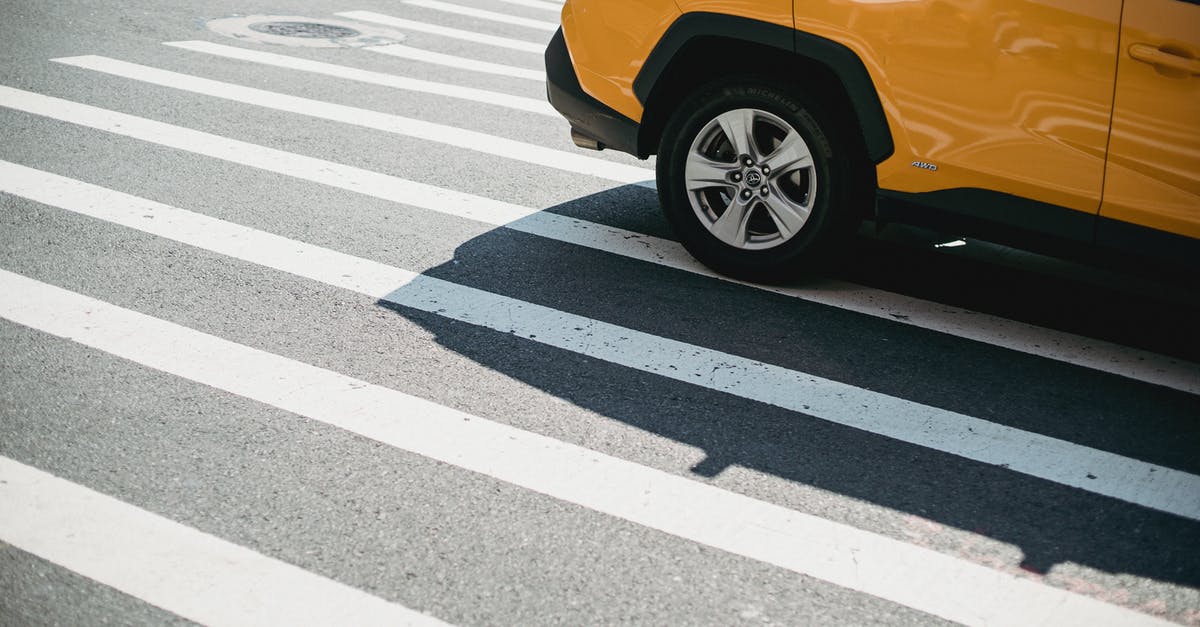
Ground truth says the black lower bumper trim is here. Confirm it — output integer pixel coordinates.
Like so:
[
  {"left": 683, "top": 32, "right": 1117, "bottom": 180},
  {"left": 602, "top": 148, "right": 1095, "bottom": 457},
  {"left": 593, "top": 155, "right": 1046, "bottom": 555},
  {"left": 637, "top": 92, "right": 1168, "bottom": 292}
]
[
  {"left": 545, "top": 28, "right": 644, "bottom": 158},
  {"left": 876, "top": 187, "right": 1200, "bottom": 271}
]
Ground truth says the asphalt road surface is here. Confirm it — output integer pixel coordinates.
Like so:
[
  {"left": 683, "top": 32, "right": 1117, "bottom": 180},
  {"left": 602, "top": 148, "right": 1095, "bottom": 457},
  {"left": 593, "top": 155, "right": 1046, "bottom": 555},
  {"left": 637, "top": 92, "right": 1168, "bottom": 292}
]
[{"left": 1, "top": 0, "right": 1198, "bottom": 625}]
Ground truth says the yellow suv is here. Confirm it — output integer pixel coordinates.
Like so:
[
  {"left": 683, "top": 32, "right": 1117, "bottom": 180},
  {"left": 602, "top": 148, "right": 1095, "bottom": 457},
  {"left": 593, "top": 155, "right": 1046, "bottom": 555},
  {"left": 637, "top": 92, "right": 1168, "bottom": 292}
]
[{"left": 546, "top": 0, "right": 1200, "bottom": 281}]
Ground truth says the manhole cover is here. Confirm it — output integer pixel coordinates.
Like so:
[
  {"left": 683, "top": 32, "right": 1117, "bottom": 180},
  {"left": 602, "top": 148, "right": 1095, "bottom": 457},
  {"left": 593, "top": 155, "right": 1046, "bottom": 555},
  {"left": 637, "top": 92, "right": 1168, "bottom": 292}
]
[
  {"left": 248, "top": 21, "right": 361, "bottom": 39},
  {"left": 206, "top": 14, "right": 406, "bottom": 48}
]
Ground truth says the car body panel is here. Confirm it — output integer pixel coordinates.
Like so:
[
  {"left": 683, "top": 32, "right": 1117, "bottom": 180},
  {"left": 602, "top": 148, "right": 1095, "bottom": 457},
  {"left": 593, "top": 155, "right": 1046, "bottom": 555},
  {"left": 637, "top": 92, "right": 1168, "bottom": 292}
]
[
  {"left": 560, "top": 0, "right": 680, "bottom": 122},
  {"left": 1099, "top": 0, "right": 1200, "bottom": 239},
  {"left": 791, "top": 0, "right": 1122, "bottom": 215},
  {"left": 549, "top": 0, "right": 1200, "bottom": 263},
  {"left": 674, "top": 0, "right": 792, "bottom": 29}
]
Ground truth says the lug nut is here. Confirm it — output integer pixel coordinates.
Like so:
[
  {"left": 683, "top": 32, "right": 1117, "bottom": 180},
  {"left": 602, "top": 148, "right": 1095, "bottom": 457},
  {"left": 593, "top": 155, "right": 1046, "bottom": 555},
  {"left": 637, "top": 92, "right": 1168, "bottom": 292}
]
[
  {"left": 760, "top": 186, "right": 770, "bottom": 197},
  {"left": 743, "top": 157, "right": 755, "bottom": 166},
  {"left": 740, "top": 189, "right": 753, "bottom": 200},
  {"left": 731, "top": 172, "right": 743, "bottom": 182},
  {"left": 762, "top": 166, "right": 770, "bottom": 175}
]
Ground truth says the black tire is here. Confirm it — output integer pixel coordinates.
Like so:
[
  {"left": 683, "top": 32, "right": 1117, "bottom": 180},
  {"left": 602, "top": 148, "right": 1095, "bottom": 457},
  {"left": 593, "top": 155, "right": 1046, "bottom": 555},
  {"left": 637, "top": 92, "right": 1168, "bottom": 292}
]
[{"left": 656, "top": 80, "right": 869, "bottom": 282}]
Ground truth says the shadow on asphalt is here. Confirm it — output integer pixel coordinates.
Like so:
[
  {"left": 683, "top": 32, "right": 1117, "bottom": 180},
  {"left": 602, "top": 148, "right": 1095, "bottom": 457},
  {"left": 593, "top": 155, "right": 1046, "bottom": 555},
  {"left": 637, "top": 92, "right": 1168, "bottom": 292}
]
[{"left": 377, "top": 183, "right": 1200, "bottom": 590}]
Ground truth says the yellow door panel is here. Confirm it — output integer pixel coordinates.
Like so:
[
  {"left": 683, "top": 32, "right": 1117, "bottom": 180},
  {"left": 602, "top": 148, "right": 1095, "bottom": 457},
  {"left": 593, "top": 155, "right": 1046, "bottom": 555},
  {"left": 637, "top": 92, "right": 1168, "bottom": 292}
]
[
  {"left": 828, "top": 0, "right": 1123, "bottom": 213},
  {"left": 560, "top": 0, "right": 680, "bottom": 122},
  {"left": 1099, "top": 0, "right": 1200, "bottom": 239}
]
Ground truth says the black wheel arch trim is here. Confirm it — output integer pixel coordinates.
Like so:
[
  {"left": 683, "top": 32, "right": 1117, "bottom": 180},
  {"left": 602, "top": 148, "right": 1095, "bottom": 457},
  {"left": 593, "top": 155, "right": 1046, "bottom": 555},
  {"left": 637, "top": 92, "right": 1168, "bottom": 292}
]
[{"left": 633, "top": 12, "right": 895, "bottom": 164}]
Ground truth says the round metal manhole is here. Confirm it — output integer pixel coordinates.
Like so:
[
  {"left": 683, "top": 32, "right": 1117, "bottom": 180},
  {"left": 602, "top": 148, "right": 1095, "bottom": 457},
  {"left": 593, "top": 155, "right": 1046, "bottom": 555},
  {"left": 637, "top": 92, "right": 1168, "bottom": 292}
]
[
  {"left": 206, "top": 15, "right": 406, "bottom": 48},
  {"left": 248, "top": 21, "right": 361, "bottom": 39}
]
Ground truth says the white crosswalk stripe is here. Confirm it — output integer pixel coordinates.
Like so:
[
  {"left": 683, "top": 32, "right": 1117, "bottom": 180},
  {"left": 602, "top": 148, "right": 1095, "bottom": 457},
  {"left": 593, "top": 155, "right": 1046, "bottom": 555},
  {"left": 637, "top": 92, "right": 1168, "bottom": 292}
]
[
  {"left": 3, "top": 3, "right": 1197, "bottom": 624},
  {"left": 162, "top": 41, "right": 556, "bottom": 115},
  {"left": 403, "top": 0, "right": 560, "bottom": 32},
  {"left": 490, "top": 0, "right": 563, "bottom": 13},
  {"left": 3, "top": 160, "right": 1196, "bottom": 522},
  {"left": 0, "top": 456, "right": 450, "bottom": 627},
  {"left": 365, "top": 42, "right": 546, "bottom": 80},
  {"left": 338, "top": 10, "right": 546, "bottom": 53},
  {"left": 0, "top": 270, "right": 1172, "bottom": 627}
]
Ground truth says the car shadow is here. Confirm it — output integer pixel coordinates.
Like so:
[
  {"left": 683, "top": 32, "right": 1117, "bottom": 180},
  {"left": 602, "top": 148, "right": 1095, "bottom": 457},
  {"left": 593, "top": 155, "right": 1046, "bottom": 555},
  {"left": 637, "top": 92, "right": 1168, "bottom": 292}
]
[{"left": 376, "top": 183, "right": 1200, "bottom": 591}]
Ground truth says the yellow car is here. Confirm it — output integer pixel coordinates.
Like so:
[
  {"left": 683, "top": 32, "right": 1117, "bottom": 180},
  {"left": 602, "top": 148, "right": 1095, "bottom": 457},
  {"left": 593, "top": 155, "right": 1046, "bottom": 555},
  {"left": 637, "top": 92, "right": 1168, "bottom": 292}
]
[{"left": 546, "top": 0, "right": 1199, "bottom": 281}]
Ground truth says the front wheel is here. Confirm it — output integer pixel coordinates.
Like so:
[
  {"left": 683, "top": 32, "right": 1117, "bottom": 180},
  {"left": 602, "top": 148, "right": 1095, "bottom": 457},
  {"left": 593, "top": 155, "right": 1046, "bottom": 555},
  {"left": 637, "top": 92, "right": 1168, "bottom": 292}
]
[{"left": 656, "top": 81, "right": 868, "bottom": 282}]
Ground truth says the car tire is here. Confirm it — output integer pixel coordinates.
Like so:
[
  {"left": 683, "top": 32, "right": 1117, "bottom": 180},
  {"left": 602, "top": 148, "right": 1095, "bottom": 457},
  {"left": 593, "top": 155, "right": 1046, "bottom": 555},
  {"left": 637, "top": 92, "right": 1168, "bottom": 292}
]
[{"left": 656, "top": 80, "right": 869, "bottom": 282}]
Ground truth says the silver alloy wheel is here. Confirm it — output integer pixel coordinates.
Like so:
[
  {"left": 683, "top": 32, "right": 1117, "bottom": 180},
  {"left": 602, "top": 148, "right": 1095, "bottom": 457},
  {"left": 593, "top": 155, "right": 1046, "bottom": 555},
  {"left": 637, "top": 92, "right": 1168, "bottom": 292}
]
[{"left": 683, "top": 108, "right": 817, "bottom": 250}]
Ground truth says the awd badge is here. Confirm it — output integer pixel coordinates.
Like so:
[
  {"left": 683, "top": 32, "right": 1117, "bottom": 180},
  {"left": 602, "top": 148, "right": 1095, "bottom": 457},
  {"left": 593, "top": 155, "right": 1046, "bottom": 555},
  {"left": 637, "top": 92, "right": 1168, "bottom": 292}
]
[{"left": 911, "top": 161, "right": 939, "bottom": 172}]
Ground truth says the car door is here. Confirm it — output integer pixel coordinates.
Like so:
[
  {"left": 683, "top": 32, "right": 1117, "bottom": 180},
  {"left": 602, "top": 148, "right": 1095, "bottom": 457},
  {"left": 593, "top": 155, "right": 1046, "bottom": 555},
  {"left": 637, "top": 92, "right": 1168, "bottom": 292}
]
[
  {"left": 850, "top": 0, "right": 1122, "bottom": 235},
  {"left": 1096, "top": 0, "right": 1200, "bottom": 256}
]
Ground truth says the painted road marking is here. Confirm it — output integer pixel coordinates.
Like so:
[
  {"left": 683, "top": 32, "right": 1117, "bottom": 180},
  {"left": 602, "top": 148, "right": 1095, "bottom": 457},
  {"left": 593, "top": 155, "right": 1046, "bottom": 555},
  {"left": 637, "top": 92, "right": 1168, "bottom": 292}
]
[
  {"left": 161, "top": 41, "right": 555, "bottom": 115},
  {"left": 0, "top": 85, "right": 569, "bottom": 224},
  {"left": 0, "top": 270, "right": 1172, "bottom": 627},
  {"left": 0, "top": 456, "right": 449, "bottom": 626},
  {"left": 3, "top": 161, "right": 1197, "bottom": 523},
  {"left": 0, "top": 162, "right": 419, "bottom": 294},
  {"left": 367, "top": 42, "right": 545, "bottom": 80},
  {"left": 338, "top": 11, "right": 544, "bottom": 53},
  {"left": 404, "top": 0, "right": 559, "bottom": 32},
  {"left": 51, "top": 56, "right": 647, "bottom": 183},
  {"left": 491, "top": 0, "right": 562, "bottom": 13},
  {"left": 0, "top": 87, "right": 1194, "bottom": 394}
]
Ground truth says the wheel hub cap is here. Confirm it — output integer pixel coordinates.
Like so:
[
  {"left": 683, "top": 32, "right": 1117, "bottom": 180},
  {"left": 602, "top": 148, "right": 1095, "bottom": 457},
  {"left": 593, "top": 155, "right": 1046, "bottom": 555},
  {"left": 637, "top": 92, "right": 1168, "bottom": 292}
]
[{"left": 683, "top": 108, "right": 818, "bottom": 250}]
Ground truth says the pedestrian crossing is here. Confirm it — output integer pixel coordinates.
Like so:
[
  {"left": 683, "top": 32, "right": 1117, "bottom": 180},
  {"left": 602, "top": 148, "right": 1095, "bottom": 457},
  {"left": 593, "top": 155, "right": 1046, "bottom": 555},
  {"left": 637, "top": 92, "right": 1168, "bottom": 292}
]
[
  {"left": 49, "top": 57, "right": 648, "bottom": 182},
  {"left": 0, "top": 271, "right": 1171, "bottom": 626},
  {"left": 338, "top": 10, "right": 547, "bottom": 53},
  {"left": 1, "top": 1, "right": 1197, "bottom": 625},
  {"left": 490, "top": 0, "right": 563, "bottom": 12},
  {"left": 403, "top": 0, "right": 561, "bottom": 32},
  {"left": 366, "top": 40, "right": 546, "bottom": 79},
  {"left": 6, "top": 160, "right": 1193, "bottom": 521},
  {"left": 162, "top": 40, "right": 554, "bottom": 111},
  {"left": 2, "top": 81, "right": 1190, "bottom": 392},
  {"left": 0, "top": 455, "right": 449, "bottom": 626}
]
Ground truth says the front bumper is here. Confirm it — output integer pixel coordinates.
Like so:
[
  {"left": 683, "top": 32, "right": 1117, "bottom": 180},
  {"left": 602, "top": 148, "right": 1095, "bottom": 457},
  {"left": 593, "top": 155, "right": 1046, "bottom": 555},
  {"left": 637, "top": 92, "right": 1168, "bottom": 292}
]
[{"left": 545, "top": 28, "right": 643, "bottom": 157}]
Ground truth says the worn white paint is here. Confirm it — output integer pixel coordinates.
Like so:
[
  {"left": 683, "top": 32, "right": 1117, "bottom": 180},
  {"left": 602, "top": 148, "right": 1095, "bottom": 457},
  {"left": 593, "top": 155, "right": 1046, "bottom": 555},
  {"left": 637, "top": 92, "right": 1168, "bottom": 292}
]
[
  {"left": 1, "top": 86, "right": 1194, "bottom": 394},
  {"left": 0, "top": 456, "right": 449, "bottom": 626},
  {"left": 403, "top": 0, "right": 559, "bottom": 32},
  {"left": 367, "top": 43, "right": 545, "bottom": 80},
  {"left": 0, "top": 271, "right": 1173, "bottom": 627},
  {"left": 162, "top": 41, "right": 554, "bottom": 114},
  {"left": 3, "top": 161, "right": 1197, "bottom": 524},
  {"left": 491, "top": 0, "right": 563, "bottom": 13},
  {"left": 338, "top": 11, "right": 545, "bottom": 53},
  {"left": 51, "top": 56, "right": 648, "bottom": 182}
]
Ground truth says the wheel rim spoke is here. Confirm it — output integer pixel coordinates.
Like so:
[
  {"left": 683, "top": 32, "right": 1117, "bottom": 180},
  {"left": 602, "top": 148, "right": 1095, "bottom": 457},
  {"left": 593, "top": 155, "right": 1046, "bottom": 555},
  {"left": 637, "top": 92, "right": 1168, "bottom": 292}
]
[
  {"left": 710, "top": 198, "right": 754, "bottom": 247},
  {"left": 715, "top": 109, "right": 758, "bottom": 160},
  {"left": 684, "top": 154, "right": 738, "bottom": 192},
  {"left": 763, "top": 130, "right": 813, "bottom": 176},
  {"left": 762, "top": 187, "right": 811, "bottom": 239}
]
